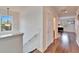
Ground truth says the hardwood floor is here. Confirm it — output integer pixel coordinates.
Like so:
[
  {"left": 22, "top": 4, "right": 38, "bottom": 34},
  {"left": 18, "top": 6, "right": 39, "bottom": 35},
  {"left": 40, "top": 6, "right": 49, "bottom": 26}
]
[{"left": 45, "top": 32, "right": 79, "bottom": 53}]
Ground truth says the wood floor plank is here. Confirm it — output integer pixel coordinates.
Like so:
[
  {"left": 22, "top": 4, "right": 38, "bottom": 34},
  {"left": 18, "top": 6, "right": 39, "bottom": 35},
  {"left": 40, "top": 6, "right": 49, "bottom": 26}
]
[{"left": 45, "top": 32, "right": 79, "bottom": 53}]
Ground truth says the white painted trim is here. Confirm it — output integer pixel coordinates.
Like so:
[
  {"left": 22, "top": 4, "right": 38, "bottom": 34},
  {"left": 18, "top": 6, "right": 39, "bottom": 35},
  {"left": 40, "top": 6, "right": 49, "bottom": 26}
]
[
  {"left": 37, "top": 40, "right": 53, "bottom": 53},
  {"left": 59, "top": 16, "right": 75, "bottom": 19},
  {"left": 76, "top": 39, "right": 79, "bottom": 47}
]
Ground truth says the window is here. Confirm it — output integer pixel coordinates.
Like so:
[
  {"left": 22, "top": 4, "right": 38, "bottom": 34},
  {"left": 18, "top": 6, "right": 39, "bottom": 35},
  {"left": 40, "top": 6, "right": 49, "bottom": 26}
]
[{"left": 0, "top": 16, "right": 13, "bottom": 32}]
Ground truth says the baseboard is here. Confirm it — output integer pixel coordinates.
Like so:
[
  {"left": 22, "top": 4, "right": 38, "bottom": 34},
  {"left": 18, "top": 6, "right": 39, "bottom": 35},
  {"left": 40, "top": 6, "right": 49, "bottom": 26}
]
[
  {"left": 37, "top": 43, "right": 53, "bottom": 53},
  {"left": 37, "top": 41, "right": 54, "bottom": 53},
  {"left": 44, "top": 38, "right": 59, "bottom": 53},
  {"left": 28, "top": 37, "right": 59, "bottom": 53}
]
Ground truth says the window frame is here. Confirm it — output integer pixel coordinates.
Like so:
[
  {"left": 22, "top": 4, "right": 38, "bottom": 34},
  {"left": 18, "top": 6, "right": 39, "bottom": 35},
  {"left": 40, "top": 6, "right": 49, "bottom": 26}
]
[{"left": 0, "top": 16, "right": 13, "bottom": 32}]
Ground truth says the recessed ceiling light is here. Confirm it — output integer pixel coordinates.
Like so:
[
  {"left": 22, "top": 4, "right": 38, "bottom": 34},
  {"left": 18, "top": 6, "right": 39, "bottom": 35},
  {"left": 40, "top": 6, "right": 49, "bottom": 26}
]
[
  {"left": 62, "top": 9, "right": 68, "bottom": 14},
  {"left": 64, "top": 10, "right": 68, "bottom": 13}
]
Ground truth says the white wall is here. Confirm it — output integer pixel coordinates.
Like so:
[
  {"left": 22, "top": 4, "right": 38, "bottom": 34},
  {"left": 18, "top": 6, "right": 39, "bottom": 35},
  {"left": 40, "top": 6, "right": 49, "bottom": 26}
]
[
  {"left": 75, "top": 9, "right": 79, "bottom": 46},
  {"left": 59, "top": 16, "right": 75, "bottom": 32},
  {"left": 43, "top": 7, "right": 58, "bottom": 51},
  {"left": 19, "top": 7, "right": 43, "bottom": 52},
  {"left": 20, "top": 6, "right": 58, "bottom": 52},
  {"left": 43, "top": 7, "right": 53, "bottom": 51}
]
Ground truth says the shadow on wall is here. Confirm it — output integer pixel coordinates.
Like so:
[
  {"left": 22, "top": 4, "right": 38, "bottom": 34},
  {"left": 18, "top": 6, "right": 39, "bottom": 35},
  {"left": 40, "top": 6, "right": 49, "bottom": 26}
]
[{"left": 23, "top": 32, "right": 40, "bottom": 53}]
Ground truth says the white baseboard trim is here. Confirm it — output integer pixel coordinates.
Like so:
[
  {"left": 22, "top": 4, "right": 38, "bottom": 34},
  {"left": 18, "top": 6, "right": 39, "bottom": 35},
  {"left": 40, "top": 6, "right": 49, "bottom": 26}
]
[{"left": 37, "top": 40, "right": 53, "bottom": 53}]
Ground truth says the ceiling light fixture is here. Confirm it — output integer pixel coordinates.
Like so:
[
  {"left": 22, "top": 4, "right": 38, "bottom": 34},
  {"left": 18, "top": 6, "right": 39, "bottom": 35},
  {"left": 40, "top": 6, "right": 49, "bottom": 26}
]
[
  {"left": 64, "top": 10, "right": 68, "bottom": 14},
  {"left": 7, "top": 8, "right": 9, "bottom": 23},
  {"left": 4, "top": 8, "right": 12, "bottom": 30},
  {"left": 62, "top": 9, "right": 68, "bottom": 14}
]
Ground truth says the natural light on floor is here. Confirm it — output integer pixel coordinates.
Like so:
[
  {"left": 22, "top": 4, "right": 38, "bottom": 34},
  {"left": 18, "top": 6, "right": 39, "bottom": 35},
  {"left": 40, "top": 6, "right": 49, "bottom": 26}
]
[{"left": 61, "top": 33, "right": 69, "bottom": 48}]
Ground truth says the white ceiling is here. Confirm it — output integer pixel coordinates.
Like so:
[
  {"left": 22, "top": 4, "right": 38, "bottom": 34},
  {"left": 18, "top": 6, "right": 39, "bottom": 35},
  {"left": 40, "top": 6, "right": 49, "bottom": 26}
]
[
  {"left": 0, "top": 6, "right": 30, "bottom": 12},
  {"left": 52, "top": 6, "right": 79, "bottom": 17},
  {"left": 0, "top": 6, "right": 78, "bottom": 17},
  {"left": 0, "top": 6, "right": 42, "bottom": 14}
]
